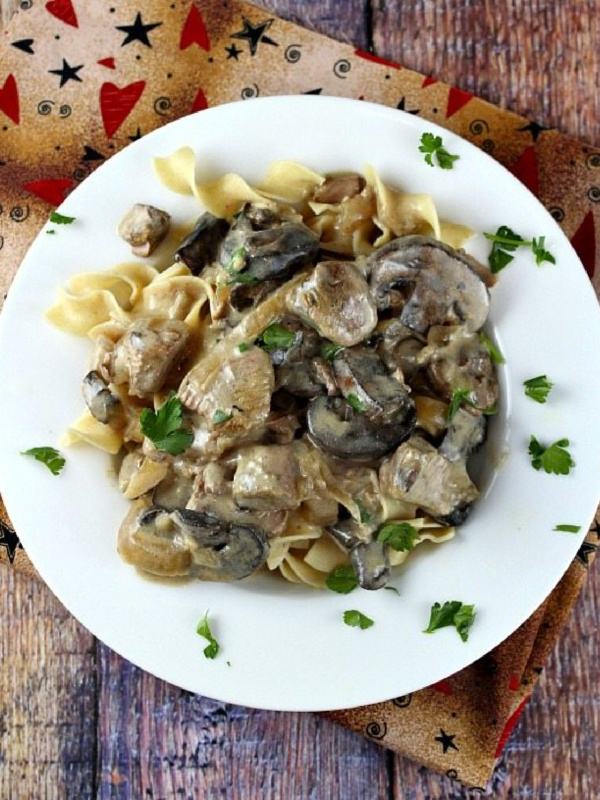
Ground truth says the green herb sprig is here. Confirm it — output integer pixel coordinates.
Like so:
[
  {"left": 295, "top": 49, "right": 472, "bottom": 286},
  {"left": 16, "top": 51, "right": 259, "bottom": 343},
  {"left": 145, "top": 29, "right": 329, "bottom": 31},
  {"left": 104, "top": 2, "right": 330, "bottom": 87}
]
[
  {"left": 140, "top": 392, "right": 194, "bottom": 455},
  {"left": 376, "top": 522, "right": 419, "bottom": 552},
  {"left": 21, "top": 446, "right": 65, "bottom": 476},
  {"left": 326, "top": 565, "right": 359, "bottom": 594},
  {"left": 528, "top": 435, "right": 574, "bottom": 475},
  {"left": 255, "top": 324, "right": 297, "bottom": 352},
  {"left": 484, "top": 226, "right": 556, "bottom": 273},
  {"left": 343, "top": 610, "right": 374, "bottom": 630},
  {"left": 196, "top": 612, "right": 220, "bottom": 659},
  {"left": 523, "top": 375, "right": 553, "bottom": 404},
  {"left": 419, "top": 133, "right": 460, "bottom": 169},
  {"left": 424, "top": 601, "right": 476, "bottom": 642}
]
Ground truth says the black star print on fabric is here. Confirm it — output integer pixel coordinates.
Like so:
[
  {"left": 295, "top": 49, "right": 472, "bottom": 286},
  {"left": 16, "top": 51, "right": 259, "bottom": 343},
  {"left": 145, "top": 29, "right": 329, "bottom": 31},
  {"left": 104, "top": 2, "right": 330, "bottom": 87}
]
[
  {"left": 225, "top": 43, "right": 242, "bottom": 60},
  {"left": 231, "top": 18, "right": 278, "bottom": 56},
  {"left": 397, "top": 97, "right": 420, "bottom": 114},
  {"left": 576, "top": 541, "right": 597, "bottom": 567},
  {"left": 116, "top": 12, "right": 162, "bottom": 48},
  {"left": 128, "top": 127, "right": 143, "bottom": 141},
  {"left": 48, "top": 59, "right": 84, "bottom": 88},
  {"left": 11, "top": 39, "right": 35, "bottom": 54},
  {"left": 518, "top": 121, "right": 549, "bottom": 142},
  {"left": 0, "top": 519, "right": 22, "bottom": 565},
  {"left": 304, "top": 88, "right": 323, "bottom": 95},
  {"left": 589, "top": 519, "right": 600, "bottom": 540},
  {"left": 434, "top": 729, "right": 459, "bottom": 753},
  {"left": 82, "top": 145, "right": 105, "bottom": 161}
]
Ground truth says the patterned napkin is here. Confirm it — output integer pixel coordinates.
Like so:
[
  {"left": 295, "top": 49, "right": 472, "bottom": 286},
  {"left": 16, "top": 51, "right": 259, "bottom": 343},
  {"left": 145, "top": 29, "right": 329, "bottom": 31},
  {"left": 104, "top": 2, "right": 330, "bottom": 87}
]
[{"left": 1, "top": 0, "right": 599, "bottom": 788}]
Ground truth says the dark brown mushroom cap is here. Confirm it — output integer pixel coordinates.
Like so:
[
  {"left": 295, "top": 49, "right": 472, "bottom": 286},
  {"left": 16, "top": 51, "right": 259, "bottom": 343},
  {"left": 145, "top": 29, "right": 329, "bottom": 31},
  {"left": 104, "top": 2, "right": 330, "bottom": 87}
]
[
  {"left": 306, "top": 392, "right": 416, "bottom": 461},
  {"left": 175, "top": 212, "right": 230, "bottom": 275},
  {"left": 368, "top": 235, "right": 491, "bottom": 333},
  {"left": 82, "top": 370, "right": 122, "bottom": 425}
]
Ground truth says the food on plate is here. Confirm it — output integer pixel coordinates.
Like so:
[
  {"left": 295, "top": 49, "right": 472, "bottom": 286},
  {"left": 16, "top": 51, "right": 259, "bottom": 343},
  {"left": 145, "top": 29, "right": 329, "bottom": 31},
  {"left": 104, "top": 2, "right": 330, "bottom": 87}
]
[{"left": 46, "top": 154, "right": 499, "bottom": 590}]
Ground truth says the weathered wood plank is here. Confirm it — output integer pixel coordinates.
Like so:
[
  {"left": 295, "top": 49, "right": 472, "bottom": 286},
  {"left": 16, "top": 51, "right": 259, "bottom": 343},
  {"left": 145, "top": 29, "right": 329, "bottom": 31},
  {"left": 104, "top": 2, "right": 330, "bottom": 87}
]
[
  {"left": 371, "top": 0, "right": 600, "bottom": 145},
  {"left": 258, "top": 0, "right": 371, "bottom": 51},
  {"left": 96, "top": 644, "right": 390, "bottom": 800},
  {"left": 0, "top": 570, "right": 97, "bottom": 800}
]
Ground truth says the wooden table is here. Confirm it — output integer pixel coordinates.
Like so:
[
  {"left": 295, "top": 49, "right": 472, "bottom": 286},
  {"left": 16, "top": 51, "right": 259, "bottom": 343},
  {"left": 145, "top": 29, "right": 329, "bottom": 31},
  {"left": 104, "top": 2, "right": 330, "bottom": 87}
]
[{"left": 2, "top": 1, "right": 600, "bottom": 797}]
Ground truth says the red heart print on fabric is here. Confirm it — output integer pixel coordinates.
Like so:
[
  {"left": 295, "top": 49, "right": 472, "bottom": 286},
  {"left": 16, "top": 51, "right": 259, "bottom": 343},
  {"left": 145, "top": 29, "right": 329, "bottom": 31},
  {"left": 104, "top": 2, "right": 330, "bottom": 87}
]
[
  {"left": 97, "top": 58, "right": 116, "bottom": 70},
  {"left": 45, "top": 0, "right": 78, "bottom": 28},
  {"left": 179, "top": 4, "right": 210, "bottom": 51},
  {"left": 190, "top": 88, "right": 208, "bottom": 113},
  {"left": 100, "top": 80, "right": 146, "bottom": 139},
  {"left": 510, "top": 146, "right": 539, "bottom": 197},
  {"left": 23, "top": 178, "right": 75, "bottom": 206},
  {"left": 0, "top": 75, "right": 19, "bottom": 124},
  {"left": 570, "top": 210, "right": 596, "bottom": 279},
  {"left": 445, "top": 86, "right": 473, "bottom": 119}
]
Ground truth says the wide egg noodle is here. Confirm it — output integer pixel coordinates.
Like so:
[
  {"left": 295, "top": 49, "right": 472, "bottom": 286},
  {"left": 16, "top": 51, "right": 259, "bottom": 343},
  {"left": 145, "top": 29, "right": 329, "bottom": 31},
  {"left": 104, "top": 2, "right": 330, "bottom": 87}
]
[
  {"left": 60, "top": 409, "right": 123, "bottom": 454},
  {"left": 257, "top": 161, "right": 325, "bottom": 202}
]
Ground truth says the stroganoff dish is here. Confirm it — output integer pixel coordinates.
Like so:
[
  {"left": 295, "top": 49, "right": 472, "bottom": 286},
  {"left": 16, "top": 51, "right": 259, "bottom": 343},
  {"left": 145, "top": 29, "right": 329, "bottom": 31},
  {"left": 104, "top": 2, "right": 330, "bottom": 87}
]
[{"left": 46, "top": 151, "right": 498, "bottom": 590}]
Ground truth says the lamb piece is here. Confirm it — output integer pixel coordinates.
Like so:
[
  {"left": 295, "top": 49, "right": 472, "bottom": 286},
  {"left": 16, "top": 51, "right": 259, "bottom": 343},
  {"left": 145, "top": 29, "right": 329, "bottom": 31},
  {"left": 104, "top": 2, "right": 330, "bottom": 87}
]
[
  {"left": 232, "top": 444, "right": 300, "bottom": 511},
  {"left": 312, "top": 174, "right": 365, "bottom": 204},
  {"left": 379, "top": 436, "right": 479, "bottom": 525},
  {"left": 110, "top": 319, "right": 191, "bottom": 398}
]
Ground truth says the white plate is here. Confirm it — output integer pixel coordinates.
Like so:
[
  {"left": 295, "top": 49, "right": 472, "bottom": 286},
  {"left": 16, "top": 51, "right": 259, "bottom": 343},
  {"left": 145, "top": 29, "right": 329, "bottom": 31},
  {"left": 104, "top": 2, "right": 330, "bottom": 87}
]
[{"left": 1, "top": 96, "right": 600, "bottom": 712}]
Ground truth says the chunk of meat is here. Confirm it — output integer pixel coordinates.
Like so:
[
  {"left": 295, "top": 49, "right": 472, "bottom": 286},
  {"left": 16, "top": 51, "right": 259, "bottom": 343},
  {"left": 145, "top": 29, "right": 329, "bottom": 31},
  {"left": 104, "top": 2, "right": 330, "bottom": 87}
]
[
  {"left": 110, "top": 319, "right": 191, "bottom": 398},
  {"left": 312, "top": 174, "right": 365, "bottom": 204},
  {"left": 379, "top": 436, "right": 479, "bottom": 524},
  {"left": 179, "top": 345, "right": 275, "bottom": 435},
  {"left": 233, "top": 444, "right": 300, "bottom": 511},
  {"left": 286, "top": 261, "right": 377, "bottom": 347},
  {"left": 117, "top": 204, "right": 170, "bottom": 257}
]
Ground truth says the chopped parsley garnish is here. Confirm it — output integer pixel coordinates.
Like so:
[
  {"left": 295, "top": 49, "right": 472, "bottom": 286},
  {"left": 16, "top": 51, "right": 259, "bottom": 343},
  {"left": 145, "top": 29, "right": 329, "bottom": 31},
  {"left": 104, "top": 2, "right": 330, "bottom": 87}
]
[
  {"left": 256, "top": 323, "right": 297, "bottom": 352},
  {"left": 343, "top": 610, "right": 374, "bottom": 630},
  {"left": 212, "top": 409, "right": 233, "bottom": 426},
  {"left": 347, "top": 393, "right": 367, "bottom": 413},
  {"left": 49, "top": 211, "right": 76, "bottom": 225},
  {"left": 384, "top": 586, "right": 401, "bottom": 595},
  {"left": 554, "top": 524, "right": 581, "bottom": 533},
  {"left": 447, "top": 389, "right": 497, "bottom": 422},
  {"left": 238, "top": 342, "right": 250, "bottom": 353},
  {"left": 196, "top": 611, "right": 220, "bottom": 659},
  {"left": 326, "top": 565, "right": 359, "bottom": 594},
  {"left": 479, "top": 331, "right": 505, "bottom": 364},
  {"left": 528, "top": 435, "right": 574, "bottom": 475},
  {"left": 523, "top": 375, "right": 553, "bottom": 404},
  {"left": 419, "top": 132, "right": 460, "bottom": 169},
  {"left": 376, "top": 522, "right": 419, "bottom": 552},
  {"left": 424, "top": 601, "right": 476, "bottom": 642},
  {"left": 46, "top": 229, "right": 56, "bottom": 235},
  {"left": 484, "top": 226, "right": 556, "bottom": 273},
  {"left": 321, "top": 341, "right": 344, "bottom": 361},
  {"left": 222, "top": 246, "right": 257, "bottom": 285},
  {"left": 21, "top": 446, "right": 65, "bottom": 476},
  {"left": 140, "top": 391, "right": 194, "bottom": 456},
  {"left": 356, "top": 499, "right": 371, "bottom": 523}
]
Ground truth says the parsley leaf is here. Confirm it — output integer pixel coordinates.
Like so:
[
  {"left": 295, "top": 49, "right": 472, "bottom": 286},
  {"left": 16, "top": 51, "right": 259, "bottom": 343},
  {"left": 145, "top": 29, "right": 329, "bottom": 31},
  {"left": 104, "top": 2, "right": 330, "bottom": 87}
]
[
  {"left": 484, "top": 226, "right": 556, "bottom": 273},
  {"left": 528, "top": 435, "right": 574, "bottom": 475},
  {"left": 424, "top": 601, "right": 476, "bottom": 642},
  {"left": 212, "top": 409, "right": 233, "bottom": 426},
  {"left": 343, "top": 610, "right": 374, "bottom": 630},
  {"left": 46, "top": 229, "right": 56, "bottom": 235},
  {"left": 196, "top": 611, "right": 220, "bottom": 659},
  {"left": 523, "top": 375, "right": 553, "bottom": 404},
  {"left": 347, "top": 393, "right": 367, "bottom": 413},
  {"left": 376, "top": 522, "right": 419, "bottom": 552},
  {"left": 238, "top": 342, "right": 250, "bottom": 353},
  {"left": 356, "top": 499, "right": 372, "bottom": 523},
  {"left": 531, "top": 236, "right": 556, "bottom": 266},
  {"left": 140, "top": 392, "right": 194, "bottom": 455},
  {"left": 419, "top": 132, "right": 460, "bottom": 169},
  {"left": 479, "top": 331, "right": 505, "bottom": 364},
  {"left": 222, "top": 246, "right": 257, "bottom": 285},
  {"left": 326, "top": 565, "right": 359, "bottom": 594},
  {"left": 21, "top": 446, "right": 65, "bottom": 476},
  {"left": 321, "top": 341, "right": 344, "bottom": 362},
  {"left": 447, "top": 388, "right": 497, "bottom": 421},
  {"left": 554, "top": 524, "right": 581, "bottom": 533},
  {"left": 49, "top": 211, "right": 76, "bottom": 225},
  {"left": 256, "top": 324, "right": 297, "bottom": 352},
  {"left": 384, "top": 586, "right": 401, "bottom": 595}
]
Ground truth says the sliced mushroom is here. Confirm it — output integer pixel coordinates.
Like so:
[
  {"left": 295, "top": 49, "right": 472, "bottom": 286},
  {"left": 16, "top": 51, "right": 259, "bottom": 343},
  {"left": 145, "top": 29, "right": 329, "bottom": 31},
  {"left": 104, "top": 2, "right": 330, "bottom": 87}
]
[
  {"left": 265, "top": 316, "right": 325, "bottom": 397},
  {"left": 117, "top": 204, "right": 171, "bottom": 257},
  {"left": 420, "top": 325, "right": 499, "bottom": 411},
  {"left": 110, "top": 319, "right": 192, "bottom": 398},
  {"left": 332, "top": 345, "right": 413, "bottom": 421},
  {"left": 171, "top": 508, "right": 269, "bottom": 581},
  {"left": 376, "top": 318, "right": 426, "bottom": 383},
  {"left": 220, "top": 204, "right": 319, "bottom": 283},
  {"left": 439, "top": 407, "right": 487, "bottom": 462},
  {"left": 82, "top": 370, "right": 123, "bottom": 425},
  {"left": 117, "top": 499, "right": 193, "bottom": 577},
  {"left": 229, "top": 280, "right": 279, "bottom": 312},
  {"left": 174, "top": 212, "right": 230, "bottom": 274},
  {"left": 286, "top": 261, "right": 378, "bottom": 347},
  {"left": 307, "top": 392, "right": 416, "bottom": 461},
  {"left": 379, "top": 436, "right": 479, "bottom": 525},
  {"left": 351, "top": 542, "right": 390, "bottom": 591},
  {"left": 368, "top": 235, "right": 491, "bottom": 333}
]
